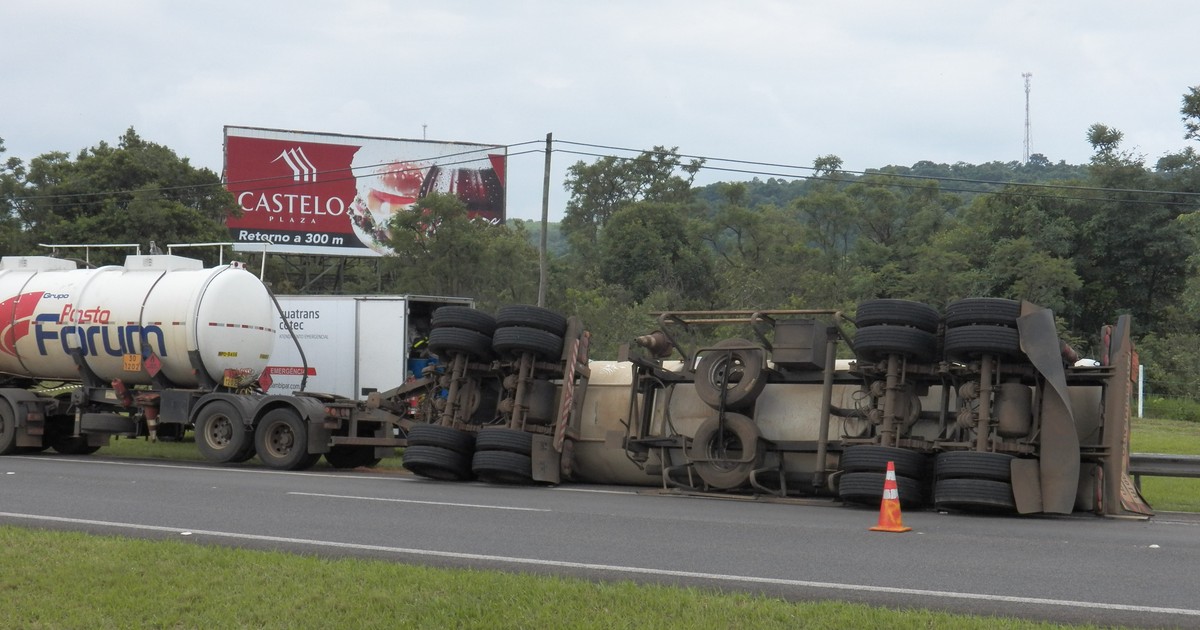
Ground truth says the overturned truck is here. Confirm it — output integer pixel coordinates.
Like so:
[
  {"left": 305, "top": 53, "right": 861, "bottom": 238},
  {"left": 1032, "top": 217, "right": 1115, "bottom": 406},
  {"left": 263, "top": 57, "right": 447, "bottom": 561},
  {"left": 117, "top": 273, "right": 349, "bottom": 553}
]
[{"left": 390, "top": 299, "right": 1153, "bottom": 518}]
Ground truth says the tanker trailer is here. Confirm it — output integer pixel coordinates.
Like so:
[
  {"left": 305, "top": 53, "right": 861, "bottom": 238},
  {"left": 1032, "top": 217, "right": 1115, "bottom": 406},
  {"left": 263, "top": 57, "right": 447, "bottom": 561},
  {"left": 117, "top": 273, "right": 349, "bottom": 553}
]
[
  {"left": 585, "top": 303, "right": 1153, "bottom": 518},
  {"left": 0, "top": 254, "right": 330, "bottom": 469}
]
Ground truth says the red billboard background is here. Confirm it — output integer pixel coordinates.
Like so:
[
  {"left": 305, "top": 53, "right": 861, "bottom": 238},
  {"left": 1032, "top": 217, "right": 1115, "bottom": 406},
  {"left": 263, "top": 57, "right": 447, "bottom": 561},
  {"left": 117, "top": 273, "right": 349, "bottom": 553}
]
[{"left": 224, "top": 126, "right": 506, "bottom": 256}]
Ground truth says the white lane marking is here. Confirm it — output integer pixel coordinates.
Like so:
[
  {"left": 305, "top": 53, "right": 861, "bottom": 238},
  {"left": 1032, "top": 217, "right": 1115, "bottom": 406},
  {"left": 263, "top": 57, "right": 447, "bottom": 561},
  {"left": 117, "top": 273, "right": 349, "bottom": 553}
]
[
  {"left": 1, "top": 511, "right": 1197, "bottom": 619},
  {"left": 288, "top": 492, "right": 550, "bottom": 512}
]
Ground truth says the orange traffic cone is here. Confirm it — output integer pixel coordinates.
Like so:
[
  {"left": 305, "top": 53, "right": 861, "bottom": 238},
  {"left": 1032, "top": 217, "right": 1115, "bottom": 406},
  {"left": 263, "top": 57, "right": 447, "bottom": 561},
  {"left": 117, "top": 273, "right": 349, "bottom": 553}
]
[{"left": 869, "top": 460, "right": 912, "bottom": 533}]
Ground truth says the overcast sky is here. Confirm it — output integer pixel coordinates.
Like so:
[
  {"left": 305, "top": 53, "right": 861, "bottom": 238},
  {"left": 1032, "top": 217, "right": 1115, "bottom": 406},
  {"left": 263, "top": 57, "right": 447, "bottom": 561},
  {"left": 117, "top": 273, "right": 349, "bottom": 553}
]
[{"left": 3, "top": 1, "right": 1197, "bottom": 221}]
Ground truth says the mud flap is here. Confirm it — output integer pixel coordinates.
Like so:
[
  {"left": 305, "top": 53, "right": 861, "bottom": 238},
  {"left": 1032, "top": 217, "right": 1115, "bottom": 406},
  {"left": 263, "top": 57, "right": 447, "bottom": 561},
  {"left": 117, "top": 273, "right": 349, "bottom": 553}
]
[
  {"left": 1102, "top": 316, "right": 1154, "bottom": 517},
  {"left": 1017, "top": 303, "right": 1078, "bottom": 514},
  {"left": 1011, "top": 458, "right": 1043, "bottom": 514},
  {"left": 531, "top": 433, "right": 561, "bottom": 484}
]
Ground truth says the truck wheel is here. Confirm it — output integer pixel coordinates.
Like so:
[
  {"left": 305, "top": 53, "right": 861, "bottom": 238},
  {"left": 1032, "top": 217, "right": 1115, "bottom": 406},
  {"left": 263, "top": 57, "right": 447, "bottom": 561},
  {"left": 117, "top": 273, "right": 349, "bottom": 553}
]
[
  {"left": 933, "top": 478, "right": 1016, "bottom": 513},
  {"left": 837, "top": 471, "right": 924, "bottom": 508},
  {"left": 491, "top": 326, "right": 564, "bottom": 360},
  {"left": 432, "top": 306, "right": 497, "bottom": 336},
  {"left": 0, "top": 401, "right": 16, "bottom": 455},
  {"left": 471, "top": 450, "right": 534, "bottom": 485},
  {"left": 254, "top": 409, "right": 319, "bottom": 471},
  {"left": 324, "top": 446, "right": 381, "bottom": 469},
  {"left": 853, "top": 325, "right": 937, "bottom": 363},
  {"left": 694, "top": 339, "right": 766, "bottom": 410},
  {"left": 406, "top": 424, "right": 475, "bottom": 455},
  {"left": 945, "top": 298, "right": 1021, "bottom": 328},
  {"left": 839, "top": 445, "right": 927, "bottom": 480},
  {"left": 402, "top": 444, "right": 472, "bottom": 481},
  {"left": 935, "top": 451, "right": 1015, "bottom": 482},
  {"left": 944, "top": 325, "right": 1022, "bottom": 361},
  {"left": 855, "top": 299, "right": 941, "bottom": 333},
  {"left": 474, "top": 427, "right": 533, "bottom": 455},
  {"left": 688, "top": 413, "right": 762, "bottom": 490},
  {"left": 195, "top": 401, "right": 253, "bottom": 464},
  {"left": 428, "top": 327, "right": 493, "bottom": 361},
  {"left": 495, "top": 305, "right": 569, "bottom": 337}
]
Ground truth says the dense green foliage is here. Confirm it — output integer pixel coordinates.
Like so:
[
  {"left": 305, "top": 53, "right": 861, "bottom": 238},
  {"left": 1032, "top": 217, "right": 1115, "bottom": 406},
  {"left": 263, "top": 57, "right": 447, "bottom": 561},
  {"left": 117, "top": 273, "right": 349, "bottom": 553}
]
[{"left": 3, "top": 87, "right": 1200, "bottom": 396}]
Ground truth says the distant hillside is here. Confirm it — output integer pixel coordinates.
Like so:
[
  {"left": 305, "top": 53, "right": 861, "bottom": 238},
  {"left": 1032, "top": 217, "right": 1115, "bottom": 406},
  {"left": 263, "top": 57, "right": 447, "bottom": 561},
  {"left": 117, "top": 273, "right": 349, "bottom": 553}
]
[{"left": 693, "top": 156, "right": 1090, "bottom": 208}]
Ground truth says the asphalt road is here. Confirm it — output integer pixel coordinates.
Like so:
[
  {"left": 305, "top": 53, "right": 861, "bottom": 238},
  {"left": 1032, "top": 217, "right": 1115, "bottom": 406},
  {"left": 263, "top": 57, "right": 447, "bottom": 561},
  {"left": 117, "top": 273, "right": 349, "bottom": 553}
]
[{"left": 2, "top": 453, "right": 1198, "bottom": 628}]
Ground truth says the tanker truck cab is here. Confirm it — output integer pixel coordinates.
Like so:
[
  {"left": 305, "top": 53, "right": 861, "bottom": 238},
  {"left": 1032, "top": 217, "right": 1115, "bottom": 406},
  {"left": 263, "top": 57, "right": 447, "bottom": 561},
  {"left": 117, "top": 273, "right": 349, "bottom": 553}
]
[
  {"left": 0, "top": 253, "right": 302, "bottom": 464},
  {"left": 0, "top": 251, "right": 482, "bottom": 472}
]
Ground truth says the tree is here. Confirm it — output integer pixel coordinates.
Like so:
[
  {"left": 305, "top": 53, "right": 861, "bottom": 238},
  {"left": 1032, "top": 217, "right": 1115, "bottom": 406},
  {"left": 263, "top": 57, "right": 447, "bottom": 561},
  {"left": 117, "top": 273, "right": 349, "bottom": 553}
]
[
  {"left": 8, "top": 128, "right": 233, "bottom": 263},
  {"left": 0, "top": 138, "right": 28, "bottom": 252},
  {"left": 381, "top": 192, "right": 538, "bottom": 306},
  {"left": 561, "top": 146, "right": 703, "bottom": 251},
  {"left": 597, "top": 201, "right": 715, "bottom": 304},
  {"left": 842, "top": 175, "right": 961, "bottom": 300},
  {"left": 1182, "top": 85, "right": 1200, "bottom": 142},
  {"left": 700, "top": 183, "right": 804, "bottom": 307}
]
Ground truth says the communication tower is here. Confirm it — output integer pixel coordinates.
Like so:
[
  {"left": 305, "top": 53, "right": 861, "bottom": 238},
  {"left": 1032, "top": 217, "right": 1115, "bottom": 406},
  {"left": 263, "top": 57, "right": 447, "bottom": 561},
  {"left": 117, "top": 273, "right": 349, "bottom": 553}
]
[{"left": 1023, "top": 72, "right": 1032, "bottom": 163}]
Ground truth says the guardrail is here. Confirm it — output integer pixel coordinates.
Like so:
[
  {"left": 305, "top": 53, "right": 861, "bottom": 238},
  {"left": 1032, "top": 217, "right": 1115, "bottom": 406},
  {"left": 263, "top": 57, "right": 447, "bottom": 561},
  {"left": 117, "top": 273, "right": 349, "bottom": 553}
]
[{"left": 1129, "top": 453, "right": 1200, "bottom": 488}]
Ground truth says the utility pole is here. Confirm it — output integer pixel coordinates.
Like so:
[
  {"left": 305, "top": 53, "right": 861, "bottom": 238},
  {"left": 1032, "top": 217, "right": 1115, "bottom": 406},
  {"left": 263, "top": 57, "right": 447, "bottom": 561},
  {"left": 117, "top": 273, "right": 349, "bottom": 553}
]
[
  {"left": 537, "top": 133, "right": 552, "bottom": 307},
  {"left": 1022, "top": 72, "right": 1032, "bottom": 163}
]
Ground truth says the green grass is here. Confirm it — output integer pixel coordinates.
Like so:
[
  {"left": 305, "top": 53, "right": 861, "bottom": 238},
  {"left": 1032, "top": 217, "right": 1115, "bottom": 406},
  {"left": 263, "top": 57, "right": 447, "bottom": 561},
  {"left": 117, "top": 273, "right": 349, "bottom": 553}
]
[
  {"left": 0, "top": 526, "right": 1104, "bottom": 630},
  {"left": 1129, "top": 416, "right": 1200, "bottom": 512}
]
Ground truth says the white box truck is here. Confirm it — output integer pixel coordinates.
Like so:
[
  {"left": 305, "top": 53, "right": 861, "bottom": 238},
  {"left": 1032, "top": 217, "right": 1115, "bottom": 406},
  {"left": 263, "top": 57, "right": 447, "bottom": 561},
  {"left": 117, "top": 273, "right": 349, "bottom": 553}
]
[{"left": 266, "top": 295, "right": 474, "bottom": 399}]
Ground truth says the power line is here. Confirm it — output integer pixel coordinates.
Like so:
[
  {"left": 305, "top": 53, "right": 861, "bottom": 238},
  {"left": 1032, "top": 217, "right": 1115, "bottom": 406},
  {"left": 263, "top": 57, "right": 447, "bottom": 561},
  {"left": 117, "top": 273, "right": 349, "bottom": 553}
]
[
  {"left": 553, "top": 144, "right": 1200, "bottom": 208},
  {"left": 555, "top": 139, "right": 1200, "bottom": 200}
]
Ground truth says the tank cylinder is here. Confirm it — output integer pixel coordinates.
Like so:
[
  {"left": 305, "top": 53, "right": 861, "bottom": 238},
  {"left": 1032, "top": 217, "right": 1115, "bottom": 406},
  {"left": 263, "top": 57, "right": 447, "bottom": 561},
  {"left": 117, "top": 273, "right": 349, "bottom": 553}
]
[{"left": 0, "top": 255, "right": 275, "bottom": 387}]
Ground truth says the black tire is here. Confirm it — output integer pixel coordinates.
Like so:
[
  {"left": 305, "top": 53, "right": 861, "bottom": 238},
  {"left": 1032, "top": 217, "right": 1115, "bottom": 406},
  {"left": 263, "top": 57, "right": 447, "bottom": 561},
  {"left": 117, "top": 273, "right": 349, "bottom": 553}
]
[
  {"left": 471, "top": 449, "right": 534, "bottom": 485},
  {"left": 688, "top": 413, "right": 763, "bottom": 490},
  {"left": 0, "top": 400, "right": 16, "bottom": 455},
  {"left": 324, "top": 446, "right": 381, "bottom": 469},
  {"left": 474, "top": 427, "right": 534, "bottom": 455},
  {"left": 934, "top": 478, "right": 1016, "bottom": 513},
  {"left": 428, "top": 327, "right": 493, "bottom": 361},
  {"left": 495, "top": 304, "right": 569, "bottom": 337},
  {"left": 254, "top": 408, "right": 320, "bottom": 471},
  {"left": 945, "top": 298, "right": 1021, "bottom": 328},
  {"left": 194, "top": 401, "right": 254, "bottom": 464},
  {"left": 50, "top": 436, "right": 101, "bottom": 455},
  {"left": 694, "top": 339, "right": 767, "bottom": 411},
  {"left": 839, "top": 445, "right": 928, "bottom": 480},
  {"left": 944, "top": 325, "right": 1023, "bottom": 361},
  {"left": 432, "top": 306, "right": 497, "bottom": 336},
  {"left": 406, "top": 424, "right": 476, "bottom": 455},
  {"left": 837, "top": 471, "right": 924, "bottom": 508},
  {"left": 402, "top": 444, "right": 472, "bottom": 481},
  {"left": 855, "top": 299, "right": 941, "bottom": 333},
  {"left": 492, "top": 326, "right": 564, "bottom": 360},
  {"left": 935, "top": 451, "right": 1015, "bottom": 482},
  {"left": 853, "top": 325, "right": 937, "bottom": 363}
]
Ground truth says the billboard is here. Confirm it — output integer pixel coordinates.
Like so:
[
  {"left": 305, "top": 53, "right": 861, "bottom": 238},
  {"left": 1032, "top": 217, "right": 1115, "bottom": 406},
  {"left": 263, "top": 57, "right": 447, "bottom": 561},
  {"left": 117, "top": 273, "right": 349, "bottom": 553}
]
[{"left": 223, "top": 126, "right": 506, "bottom": 256}]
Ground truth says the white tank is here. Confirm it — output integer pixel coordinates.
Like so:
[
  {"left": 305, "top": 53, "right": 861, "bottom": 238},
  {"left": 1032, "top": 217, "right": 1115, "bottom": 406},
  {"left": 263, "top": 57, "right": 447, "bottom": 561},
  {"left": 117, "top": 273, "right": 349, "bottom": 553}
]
[{"left": 0, "top": 255, "right": 276, "bottom": 388}]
